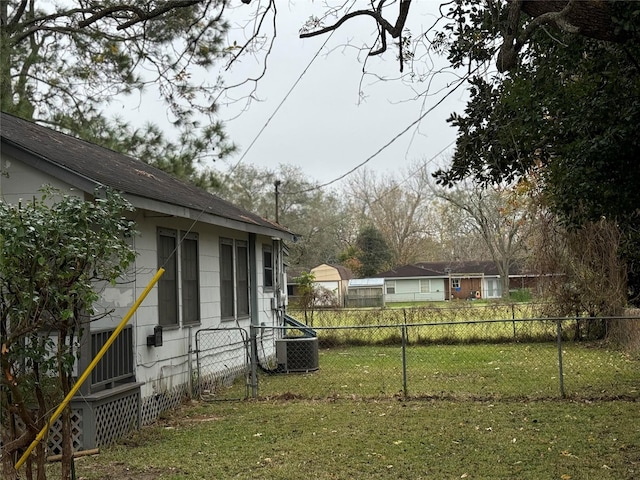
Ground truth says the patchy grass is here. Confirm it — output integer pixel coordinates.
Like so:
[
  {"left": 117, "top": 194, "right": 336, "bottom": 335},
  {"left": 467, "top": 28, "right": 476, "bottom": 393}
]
[
  {"left": 66, "top": 398, "right": 640, "bottom": 480},
  {"left": 253, "top": 342, "right": 639, "bottom": 401},
  {"left": 45, "top": 341, "right": 640, "bottom": 479}
]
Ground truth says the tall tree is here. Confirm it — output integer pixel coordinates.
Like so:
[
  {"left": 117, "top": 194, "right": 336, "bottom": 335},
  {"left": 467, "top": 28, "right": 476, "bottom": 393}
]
[
  {"left": 431, "top": 0, "right": 640, "bottom": 303},
  {"left": 354, "top": 225, "right": 392, "bottom": 277},
  {"left": 432, "top": 180, "right": 532, "bottom": 298},
  {"left": 216, "top": 163, "right": 348, "bottom": 269},
  {"left": 345, "top": 166, "right": 440, "bottom": 267},
  {"left": 0, "top": 1, "right": 236, "bottom": 186},
  {"left": 428, "top": 195, "right": 492, "bottom": 263}
]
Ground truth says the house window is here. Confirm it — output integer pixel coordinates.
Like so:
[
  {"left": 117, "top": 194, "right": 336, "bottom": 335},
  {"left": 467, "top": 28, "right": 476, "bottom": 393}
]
[
  {"left": 263, "top": 245, "right": 274, "bottom": 289},
  {"left": 220, "top": 239, "right": 234, "bottom": 319},
  {"left": 451, "top": 278, "right": 460, "bottom": 289},
  {"left": 91, "top": 326, "right": 134, "bottom": 392},
  {"left": 386, "top": 280, "right": 396, "bottom": 295},
  {"left": 236, "top": 241, "right": 249, "bottom": 317},
  {"left": 158, "top": 229, "right": 178, "bottom": 327},
  {"left": 220, "top": 238, "right": 250, "bottom": 320},
  {"left": 181, "top": 232, "right": 200, "bottom": 325},
  {"left": 420, "top": 279, "right": 431, "bottom": 293}
]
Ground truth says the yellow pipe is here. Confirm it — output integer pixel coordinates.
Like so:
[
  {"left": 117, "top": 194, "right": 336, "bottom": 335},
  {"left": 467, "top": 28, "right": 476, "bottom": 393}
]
[{"left": 15, "top": 268, "right": 165, "bottom": 470}]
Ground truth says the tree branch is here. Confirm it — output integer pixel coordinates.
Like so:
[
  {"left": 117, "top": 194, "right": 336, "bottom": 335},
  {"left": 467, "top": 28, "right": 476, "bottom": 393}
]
[
  {"left": 300, "top": 0, "right": 411, "bottom": 45},
  {"left": 8, "top": 0, "right": 28, "bottom": 26},
  {"left": 497, "top": 0, "right": 578, "bottom": 72},
  {"left": 118, "top": 1, "right": 203, "bottom": 30},
  {"left": 76, "top": 1, "right": 204, "bottom": 30},
  {"left": 299, "top": 0, "right": 411, "bottom": 72},
  {"left": 77, "top": 5, "right": 147, "bottom": 28}
]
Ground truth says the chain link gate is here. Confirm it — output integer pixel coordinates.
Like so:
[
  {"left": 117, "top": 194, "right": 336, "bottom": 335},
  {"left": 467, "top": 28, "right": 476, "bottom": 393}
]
[{"left": 195, "top": 327, "right": 251, "bottom": 400}]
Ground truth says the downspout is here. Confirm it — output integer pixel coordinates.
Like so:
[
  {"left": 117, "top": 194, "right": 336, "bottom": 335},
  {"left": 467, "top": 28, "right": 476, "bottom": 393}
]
[{"left": 248, "top": 233, "right": 259, "bottom": 398}]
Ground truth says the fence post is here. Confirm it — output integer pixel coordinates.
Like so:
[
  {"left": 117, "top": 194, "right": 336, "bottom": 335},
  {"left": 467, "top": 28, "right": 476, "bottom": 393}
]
[
  {"left": 187, "top": 325, "right": 193, "bottom": 398},
  {"left": 402, "top": 309, "right": 408, "bottom": 398},
  {"left": 249, "top": 325, "right": 258, "bottom": 399},
  {"left": 556, "top": 319, "right": 566, "bottom": 398},
  {"left": 512, "top": 304, "right": 517, "bottom": 340}
]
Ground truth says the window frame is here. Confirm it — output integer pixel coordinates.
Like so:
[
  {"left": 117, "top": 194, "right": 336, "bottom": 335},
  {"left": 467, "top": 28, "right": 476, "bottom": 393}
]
[
  {"left": 420, "top": 279, "right": 431, "bottom": 294},
  {"left": 385, "top": 280, "right": 396, "bottom": 295},
  {"left": 235, "top": 240, "right": 249, "bottom": 318},
  {"left": 219, "top": 237, "right": 251, "bottom": 321},
  {"left": 451, "top": 278, "right": 461, "bottom": 289},
  {"left": 181, "top": 231, "right": 200, "bottom": 325},
  {"left": 263, "top": 244, "right": 274, "bottom": 290},
  {"left": 157, "top": 228, "right": 179, "bottom": 328},
  {"left": 220, "top": 238, "right": 235, "bottom": 320}
]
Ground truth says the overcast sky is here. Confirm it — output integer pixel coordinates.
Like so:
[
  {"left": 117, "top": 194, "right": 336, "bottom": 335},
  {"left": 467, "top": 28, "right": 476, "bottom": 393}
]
[{"left": 121, "top": 1, "right": 470, "bottom": 188}]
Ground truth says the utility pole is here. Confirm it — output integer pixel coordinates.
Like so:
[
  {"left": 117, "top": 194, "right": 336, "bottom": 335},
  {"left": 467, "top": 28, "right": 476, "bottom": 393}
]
[{"left": 274, "top": 180, "right": 281, "bottom": 223}]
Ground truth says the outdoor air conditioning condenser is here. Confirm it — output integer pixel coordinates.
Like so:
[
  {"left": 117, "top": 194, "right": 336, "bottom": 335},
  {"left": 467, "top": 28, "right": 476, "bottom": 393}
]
[{"left": 275, "top": 336, "right": 319, "bottom": 373}]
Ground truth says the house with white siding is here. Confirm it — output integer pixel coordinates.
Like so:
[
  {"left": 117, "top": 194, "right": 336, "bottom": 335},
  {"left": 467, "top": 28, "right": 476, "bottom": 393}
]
[
  {"left": 374, "top": 261, "right": 538, "bottom": 303},
  {"left": 1, "top": 112, "right": 296, "bottom": 450}
]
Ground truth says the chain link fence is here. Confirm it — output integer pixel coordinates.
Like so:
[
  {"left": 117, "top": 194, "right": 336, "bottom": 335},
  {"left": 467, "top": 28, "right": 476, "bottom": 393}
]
[
  {"left": 195, "top": 327, "right": 251, "bottom": 400},
  {"left": 251, "top": 307, "right": 640, "bottom": 402}
]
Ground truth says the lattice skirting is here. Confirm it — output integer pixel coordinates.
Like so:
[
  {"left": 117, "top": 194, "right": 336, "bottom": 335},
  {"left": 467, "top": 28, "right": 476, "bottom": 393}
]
[
  {"left": 70, "top": 382, "right": 142, "bottom": 450},
  {"left": 4, "top": 379, "right": 217, "bottom": 455},
  {"left": 6, "top": 410, "right": 83, "bottom": 456}
]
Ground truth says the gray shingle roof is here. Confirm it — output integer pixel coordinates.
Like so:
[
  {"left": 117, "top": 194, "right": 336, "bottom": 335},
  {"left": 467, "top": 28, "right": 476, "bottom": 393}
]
[
  {"left": 375, "top": 261, "right": 532, "bottom": 278},
  {"left": 1, "top": 112, "right": 293, "bottom": 238}
]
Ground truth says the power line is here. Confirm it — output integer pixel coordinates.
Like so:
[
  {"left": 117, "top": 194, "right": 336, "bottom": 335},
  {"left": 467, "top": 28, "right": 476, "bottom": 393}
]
[
  {"left": 285, "top": 70, "right": 473, "bottom": 196},
  {"left": 224, "top": 12, "right": 342, "bottom": 180}
]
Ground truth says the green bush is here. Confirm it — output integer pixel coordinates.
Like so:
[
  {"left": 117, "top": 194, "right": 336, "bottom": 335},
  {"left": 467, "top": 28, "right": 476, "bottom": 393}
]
[{"left": 509, "top": 288, "right": 531, "bottom": 302}]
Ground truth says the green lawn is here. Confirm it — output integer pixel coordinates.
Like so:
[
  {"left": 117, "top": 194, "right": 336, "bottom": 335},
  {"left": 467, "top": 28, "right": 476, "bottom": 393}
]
[
  {"left": 252, "top": 342, "right": 639, "bottom": 401},
  {"left": 47, "top": 340, "right": 640, "bottom": 479},
  {"left": 65, "top": 398, "right": 640, "bottom": 480}
]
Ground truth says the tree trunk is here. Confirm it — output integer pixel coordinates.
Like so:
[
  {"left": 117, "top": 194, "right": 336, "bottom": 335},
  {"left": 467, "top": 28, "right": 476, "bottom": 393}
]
[
  {"left": 520, "top": 0, "right": 618, "bottom": 42},
  {"left": 61, "top": 406, "right": 73, "bottom": 480}
]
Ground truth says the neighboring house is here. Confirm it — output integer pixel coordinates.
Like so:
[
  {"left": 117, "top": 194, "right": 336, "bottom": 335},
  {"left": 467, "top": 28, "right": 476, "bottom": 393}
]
[
  {"left": 0, "top": 112, "right": 296, "bottom": 450},
  {"left": 374, "top": 261, "right": 538, "bottom": 303},
  {"left": 310, "top": 263, "right": 354, "bottom": 307}
]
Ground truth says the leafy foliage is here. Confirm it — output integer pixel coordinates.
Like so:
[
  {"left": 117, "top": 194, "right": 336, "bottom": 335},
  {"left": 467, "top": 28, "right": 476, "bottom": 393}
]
[
  {"left": 216, "top": 163, "right": 348, "bottom": 269},
  {"left": 355, "top": 226, "right": 392, "bottom": 277},
  {"left": 432, "top": 0, "right": 640, "bottom": 304},
  {"left": 0, "top": 1, "right": 235, "bottom": 188},
  {"left": 0, "top": 188, "right": 136, "bottom": 479}
]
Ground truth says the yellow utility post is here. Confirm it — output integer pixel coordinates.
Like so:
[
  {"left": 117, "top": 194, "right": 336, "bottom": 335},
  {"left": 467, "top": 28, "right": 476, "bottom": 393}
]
[{"left": 15, "top": 268, "right": 165, "bottom": 470}]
